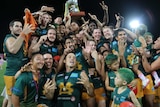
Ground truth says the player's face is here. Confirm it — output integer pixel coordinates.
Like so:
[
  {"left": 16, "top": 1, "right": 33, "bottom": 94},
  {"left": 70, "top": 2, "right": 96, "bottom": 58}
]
[
  {"left": 116, "top": 31, "right": 127, "bottom": 42},
  {"left": 89, "top": 22, "right": 97, "bottom": 32},
  {"left": 47, "top": 29, "right": 56, "bottom": 42},
  {"left": 65, "top": 38, "right": 75, "bottom": 51},
  {"left": 43, "top": 53, "right": 53, "bottom": 69},
  {"left": 92, "top": 28, "right": 102, "bottom": 41},
  {"left": 89, "top": 41, "right": 96, "bottom": 50},
  {"left": 10, "top": 21, "right": 23, "bottom": 35},
  {"left": 65, "top": 53, "right": 76, "bottom": 68},
  {"left": 32, "top": 54, "right": 44, "bottom": 70},
  {"left": 70, "top": 22, "right": 79, "bottom": 32},
  {"left": 103, "top": 27, "right": 113, "bottom": 40}
]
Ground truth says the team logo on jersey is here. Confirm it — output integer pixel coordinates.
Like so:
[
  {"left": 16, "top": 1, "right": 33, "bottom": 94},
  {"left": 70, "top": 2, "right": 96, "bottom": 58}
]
[
  {"left": 59, "top": 82, "right": 73, "bottom": 95},
  {"left": 70, "top": 73, "right": 78, "bottom": 78}
]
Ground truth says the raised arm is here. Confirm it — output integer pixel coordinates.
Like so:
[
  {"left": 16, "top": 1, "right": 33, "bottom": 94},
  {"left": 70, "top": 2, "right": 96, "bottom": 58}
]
[
  {"left": 31, "top": 35, "right": 48, "bottom": 53},
  {"left": 88, "top": 13, "right": 103, "bottom": 29},
  {"left": 115, "top": 13, "right": 124, "bottom": 29},
  {"left": 139, "top": 47, "right": 160, "bottom": 72},
  {"left": 65, "top": 13, "right": 71, "bottom": 30},
  {"left": 6, "top": 24, "right": 34, "bottom": 54},
  {"left": 99, "top": 1, "right": 109, "bottom": 26},
  {"left": 123, "top": 28, "right": 137, "bottom": 43},
  {"left": 118, "top": 38, "right": 127, "bottom": 67},
  {"left": 57, "top": 47, "right": 73, "bottom": 72}
]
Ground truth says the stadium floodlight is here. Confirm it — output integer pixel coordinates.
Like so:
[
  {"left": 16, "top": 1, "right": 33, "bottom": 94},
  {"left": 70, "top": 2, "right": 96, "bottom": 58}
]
[{"left": 129, "top": 20, "right": 140, "bottom": 29}]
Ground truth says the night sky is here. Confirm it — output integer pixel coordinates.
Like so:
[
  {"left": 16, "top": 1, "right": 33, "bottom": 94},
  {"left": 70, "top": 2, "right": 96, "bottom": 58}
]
[{"left": 0, "top": 0, "right": 160, "bottom": 53}]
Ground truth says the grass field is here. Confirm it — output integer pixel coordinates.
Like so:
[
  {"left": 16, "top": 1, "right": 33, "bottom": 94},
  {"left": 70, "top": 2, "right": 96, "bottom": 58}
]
[{"left": 0, "top": 61, "right": 6, "bottom": 106}]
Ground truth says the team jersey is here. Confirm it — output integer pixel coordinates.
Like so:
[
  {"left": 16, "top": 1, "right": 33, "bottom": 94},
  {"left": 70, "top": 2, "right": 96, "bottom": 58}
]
[
  {"left": 38, "top": 69, "right": 56, "bottom": 107},
  {"left": 40, "top": 43, "right": 58, "bottom": 57},
  {"left": 3, "top": 34, "right": 28, "bottom": 76},
  {"left": 108, "top": 69, "right": 116, "bottom": 99},
  {"left": 152, "top": 53, "right": 160, "bottom": 76},
  {"left": 35, "top": 26, "right": 48, "bottom": 37},
  {"left": 12, "top": 72, "right": 38, "bottom": 107},
  {"left": 112, "top": 87, "right": 131, "bottom": 106},
  {"left": 110, "top": 40, "right": 133, "bottom": 68},
  {"left": 133, "top": 38, "right": 142, "bottom": 47},
  {"left": 75, "top": 48, "right": 90, "bottom": 73},
  {"left": 55, "top": 70, "right": 83, "bottom": 107},
  {"left": 89, "top": 68, "right": 104, "bottom": 89}
]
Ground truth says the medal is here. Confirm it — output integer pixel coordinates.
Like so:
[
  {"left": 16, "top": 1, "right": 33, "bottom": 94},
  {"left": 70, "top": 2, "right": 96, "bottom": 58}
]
[{"left": 63, "top": 87, "right": 66, "bottom": 91}]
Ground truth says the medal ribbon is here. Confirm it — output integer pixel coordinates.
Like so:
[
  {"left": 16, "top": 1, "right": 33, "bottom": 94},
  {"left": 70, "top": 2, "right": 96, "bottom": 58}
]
[{"left": 63, "top": 71, "right": 73, "bottom": 88}]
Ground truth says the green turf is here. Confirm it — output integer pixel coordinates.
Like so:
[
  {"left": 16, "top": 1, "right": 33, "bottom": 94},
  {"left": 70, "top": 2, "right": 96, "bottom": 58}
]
[{"left": 0, "top": 61, "right": 6, "bottom": 106}]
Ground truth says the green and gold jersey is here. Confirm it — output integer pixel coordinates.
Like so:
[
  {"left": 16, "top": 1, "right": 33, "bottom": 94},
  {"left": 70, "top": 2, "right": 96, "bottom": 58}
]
[
  {"left": 55, "top": 70, "right": 83, "bottom": 107},
  {"left": 3, "top": 34, "right": 28, "bottom": 76},
  {"left": 38, "top": 69, "right": 56, "bottom": 107},
  {"left": 40, "top": 43, "right": 58, "bottom": 57},
  {"left": 113, "top": 87, "right": 131, "bottom": 106},
  {"left": 12, "top": 72, "right": 38, "bottom": 106}
]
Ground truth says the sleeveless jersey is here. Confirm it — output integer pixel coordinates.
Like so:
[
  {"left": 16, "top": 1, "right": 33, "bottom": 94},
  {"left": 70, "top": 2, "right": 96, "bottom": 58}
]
[
  {"left": 113, "top": 87, "right": 131, "bottom": 106},
  {"left": 55, "top": 70, "right": 82, "bottom": 107},
  {"left": 3, "top": 34, "right": 28, "bottom": 76}
]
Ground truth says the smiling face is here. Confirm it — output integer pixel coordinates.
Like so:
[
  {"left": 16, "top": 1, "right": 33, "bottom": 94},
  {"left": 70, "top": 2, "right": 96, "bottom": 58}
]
[
  {"left": 108, "top": 60, "right": 120, "bottom": 71},
  {"left": 43, "top": 53, "right": 53, "bottom": 69},
  {"left": 64, "top": 53, "right": 76, "bottom": 68},
  {"left": 92, "top": 28, "right": 102, "bottom": 41},
  {"left": 65, "top": 38, "right": 75, "bottom": 51},
  {"left": 31, "top": 54, "right": 44, "bottom": 71},
  {"left": 70, "top": 21, "right": 79, "bottom": 32},
  {"left": 102, "top": 27, "right": 113, "bottom": 41},
  {"left": 89, "top": 40, "right": 96, "bottom": 50},
  {"left": 10, "top": 21, "right": 23, "bottom": 36},
  {"left": 116, "top": 30, "right": 127, "bottom": 42},
  {"left": 47, "top": 28, "right": 56, "bottom": 42}
]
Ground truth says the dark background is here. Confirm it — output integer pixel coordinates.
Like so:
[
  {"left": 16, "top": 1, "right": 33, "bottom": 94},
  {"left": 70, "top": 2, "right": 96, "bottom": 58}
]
[{"left": 0, "top": 0, "right": 160, "bottom": 53}]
